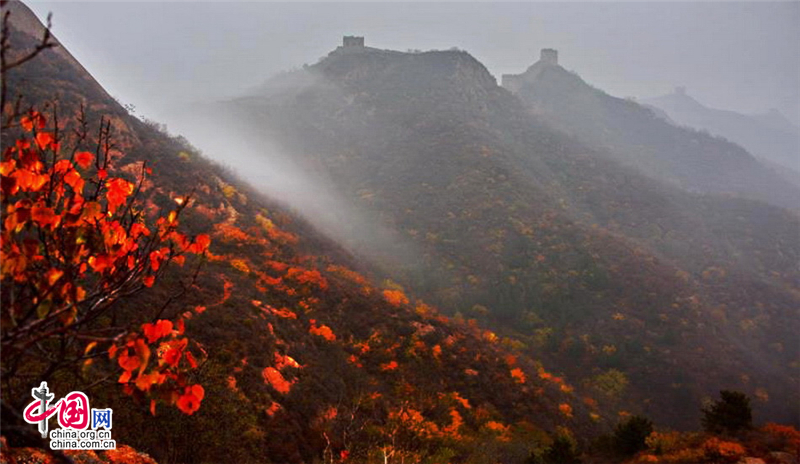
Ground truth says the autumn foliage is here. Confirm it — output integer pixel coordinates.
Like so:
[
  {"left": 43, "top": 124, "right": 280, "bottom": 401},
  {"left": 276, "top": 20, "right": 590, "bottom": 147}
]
[{"left": 1, "top": 109, "right": 210, "bottom": 414}]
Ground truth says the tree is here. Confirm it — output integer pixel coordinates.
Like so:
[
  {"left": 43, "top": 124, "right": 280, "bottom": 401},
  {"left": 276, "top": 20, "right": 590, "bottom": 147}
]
[
  {"left": 528, "top": 430, "right": 582, "bottom": 464},
  {"left": 1, "top": 2, "right": 211, "bottom": 420},
  {"left": 701, "top": 390, "right": 752, "bottom": 434},
  {"left": 1, "top": 107, "right": 210, "bottom": 413},
  {"left": 702, "top": 390, "right": 753, "bottom": 433},
  {"left": 613, "top": 415, "right": 653, "bottom": 456}
]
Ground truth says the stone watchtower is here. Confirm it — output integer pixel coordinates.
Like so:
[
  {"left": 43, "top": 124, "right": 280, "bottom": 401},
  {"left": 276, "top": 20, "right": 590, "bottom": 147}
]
[
  {"left": 540, "top": 48, "right": 558, "bottom": 66},
  {"left": 501, "top": 48, "right": 559, "bottom": 93},
  {"left": 343, "top": 36, "right": 365, "bottom": 48}
]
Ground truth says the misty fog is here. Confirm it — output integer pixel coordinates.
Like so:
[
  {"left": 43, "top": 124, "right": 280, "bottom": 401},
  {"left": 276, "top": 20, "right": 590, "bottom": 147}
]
[
  {"left": 4, "top": 0, "right": 800, "bottom": 458},
  {"left": 24, "top": 1, "right": 799, "bottom": 259},
  {"left": 28, "top": 1, "right": 800, "bottom": 126}
]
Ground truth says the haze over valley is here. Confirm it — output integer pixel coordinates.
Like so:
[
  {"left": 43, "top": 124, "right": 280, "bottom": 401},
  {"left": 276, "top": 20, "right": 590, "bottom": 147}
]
[{"left": 2, "top": 2, "right": 799, "bottom": 463}]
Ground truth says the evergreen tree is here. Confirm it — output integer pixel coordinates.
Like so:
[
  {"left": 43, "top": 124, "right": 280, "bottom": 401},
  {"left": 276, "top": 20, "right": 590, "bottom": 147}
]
[
  {"left": 613, "top": 415, "right": 654, "bottom": 456},
  {"left": 702, "top": 390, "right": 753, "bottom": 434}
]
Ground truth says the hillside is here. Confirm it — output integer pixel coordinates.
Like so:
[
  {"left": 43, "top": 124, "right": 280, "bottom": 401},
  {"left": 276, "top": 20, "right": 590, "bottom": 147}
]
[
  {"left": 644, "top": 88, "right": 799, "bottom": 177},
  {"left": 0, "top": 3, "right": 602, "bottom": 463},
  {"left": 504, "top": 51, "right": 800, "bottom": 211},
  {"left": 176, "top": 41, "right": 800, "bottom": 431}
]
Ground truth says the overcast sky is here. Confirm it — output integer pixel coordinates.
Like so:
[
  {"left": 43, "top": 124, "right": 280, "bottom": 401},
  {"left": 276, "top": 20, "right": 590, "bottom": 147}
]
[{"left": 26, "top": 1, "right": 800, "bottom": 125}]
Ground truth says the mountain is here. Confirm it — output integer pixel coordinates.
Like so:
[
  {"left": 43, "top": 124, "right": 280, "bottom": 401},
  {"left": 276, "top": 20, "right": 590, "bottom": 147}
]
[
  {"left": 503, "top": 50, "right": 800, "bottom": 212},
  {"left": 644, "top": 87, "right": 799, "bottom": 177},
  {"left": 176, "top": 39, "right": 800, "bottom": 431},
  {"left": 0, "top": 3, "right": 603, "bottom": 463}
]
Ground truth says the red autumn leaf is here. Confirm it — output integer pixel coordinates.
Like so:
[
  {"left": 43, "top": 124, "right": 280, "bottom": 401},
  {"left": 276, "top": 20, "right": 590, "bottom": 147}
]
[
  {"left": 88, "top": 254, "right": 113, "bottom": 274},
  {"left": 189, "top": 384, "right": 204, "bottom": 401},
  {"left": 160, "top": 339, "right": 187, "bottom": 368},
  {"left": 149, "top": 247, "right": 169, "bottom": 272},
  {"left": 129, "top": 222, "right": 149, "bottom": 239},
  {"left": 53, "top": 159, "right": 72, "bottom": 174},
  {"left": 142, "top": 275, "right": 155, "bottom": 287},
  {"left": 176, "top": 392, "right": 201, "bottom": 415},
  {"left": 134, "top": 372, "right": 161, "bottom": 392},
  {"left": 175, "top": 384, "right": 204, "bottom": 415},
  {"left": 80, "top": 201, "right": 102, "bottom": 222},
  {"left": 163, "top": 347, "right": 181, "bottom": 367},
  {"left": 188, "top": 234, "right": 211, "bottom": 253},
  {"left": 20, "top": 116, "right": 34, "bottom": 132},
  {"left": 30, "top": 205, "right": 59, "bottom": 228},
  {"left": 45, "top": 268, "right": 64, "bottom": 287},
  {"left": 13, "top": 169, "right": 49, "bottom": 192},
  {"left": 97, "top": 168, "right": 108, "bottom": 180},
  {"left": 118, "top": 351, "right": 141, "bottom": 372},
  {"left": 185, "top": 351, "right": 197, "bottom": 368},
  {"left": 74, "top": 151, "right": 94, "bottom": 169},
  {"left": 20, "top": 112, "right": 45, "bottom": 131},
  {"left": 63, "top": 169, "right": 84, "bottom": 194},
  {"left": 35, "top": 132, "right": 56, "bottom": 150},
  {"left": 142, "top": 319, "right": 173, "bottom": 343},
  {"left": 118, "top": 370, "right": 132, "bottom": 384},
  {"left": 105, "top": 178, "right": 134, "bottom": 213}
]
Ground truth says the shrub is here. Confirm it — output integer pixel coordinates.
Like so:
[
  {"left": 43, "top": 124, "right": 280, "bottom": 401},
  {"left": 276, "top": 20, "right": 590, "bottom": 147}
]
[
  {"left": 701, "top": 390, "right": 752, "bottom": 434},
  {"left": 614, "top": 415, "right": 654, "bottom": 456}
]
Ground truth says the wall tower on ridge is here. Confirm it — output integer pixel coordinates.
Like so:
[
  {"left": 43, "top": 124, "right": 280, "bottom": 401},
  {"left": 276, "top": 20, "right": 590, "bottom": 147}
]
[{"left": 343, "top": 36, "right": 365, "bottom": 48}]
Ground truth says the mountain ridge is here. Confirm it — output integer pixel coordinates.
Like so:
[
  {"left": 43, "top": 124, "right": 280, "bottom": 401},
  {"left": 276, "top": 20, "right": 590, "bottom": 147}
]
[
  {"left": 644, "top": 88, "right": 800, "bottom": 176},
  {"left": 505, "top": 52, "right": 800, "bottom": 211},
  {"left": 176, "top": 39, "right": 800, "bottom": 431}
]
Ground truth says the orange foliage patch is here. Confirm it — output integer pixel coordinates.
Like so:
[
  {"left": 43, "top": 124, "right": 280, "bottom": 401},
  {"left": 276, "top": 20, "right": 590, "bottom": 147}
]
[
  {"left": 226, "top": 376, "right": 238, "bottom": 391},
  {"left": 286, "top": 267, "right": 328, "bottom": 290},
  {"left": 383, "top": 289, "right": 409, "bottom": 307},
  {"left": 451, "top": 392, "right": 471, "bottom": 409},
  {"left": 230, "top": 258, "right": 251, "bottom": 273},
  {"left": 262, "top": 367, "right": 293, "bottom": 394},
  {"left": 762, "top": 423, "right": 800, "bottom": 449},
  {"left": 274, "top": 353, "right": 301, "bottom": 370},
  {"left": 309, "top": 320, "right": 336, "bottom": 341},
  {"left": 381, "top": 361, "right": 399, "bottom": 371},
  {"left": 702, "top": 437, "right": 746, "bottom": 460},
  {"left": 213, "top": 223, "right": 252, "bottom": 243},
  {"left": 265, "top": 402, "right": 282, "bottom": 417},
  {"left": 485, "top": 421, "right": 512, "bottom": 442},
  {"left": 510, "top": 368, "right": 526, "bottom": 384},
  {"left": 326, "top": 264, "right": 368, "bottom": 286}
]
